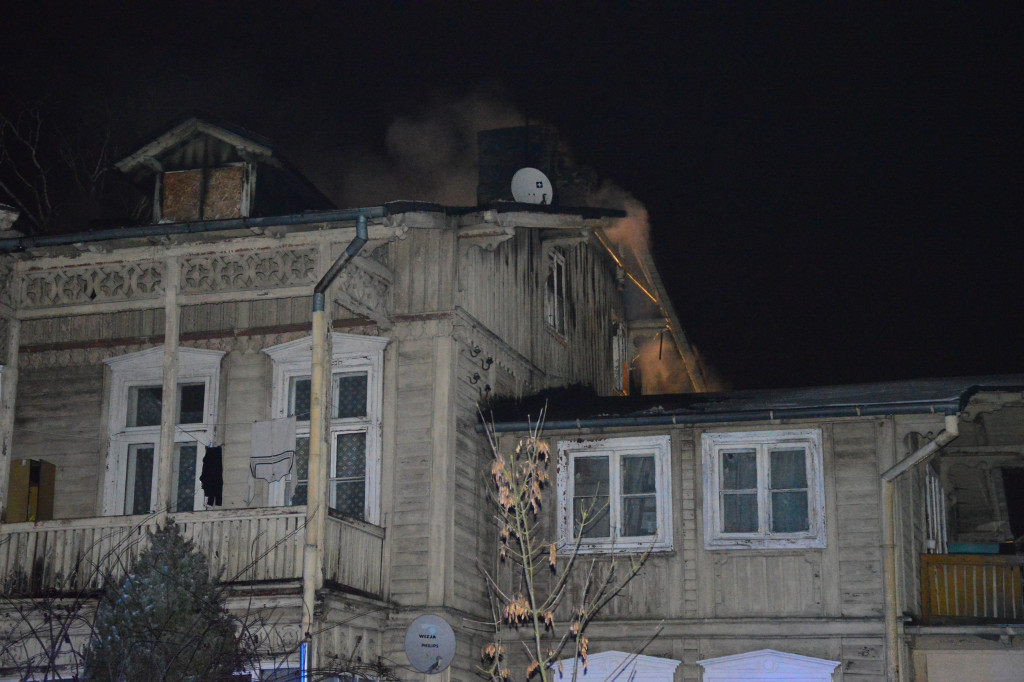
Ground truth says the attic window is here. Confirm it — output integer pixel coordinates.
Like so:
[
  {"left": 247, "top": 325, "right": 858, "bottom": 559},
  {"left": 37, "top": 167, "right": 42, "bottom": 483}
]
[{"left": 161, "top": 165, "right": 245, "bottom": 222}]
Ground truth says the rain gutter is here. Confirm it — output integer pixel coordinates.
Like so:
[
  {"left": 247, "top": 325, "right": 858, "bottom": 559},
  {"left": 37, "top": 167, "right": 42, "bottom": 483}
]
[
  {"left": 478, "top": 401, "right": 960, "bottom": 433},
  {"left": 0, "top": 206, "right": 387, "bottom": 253}
]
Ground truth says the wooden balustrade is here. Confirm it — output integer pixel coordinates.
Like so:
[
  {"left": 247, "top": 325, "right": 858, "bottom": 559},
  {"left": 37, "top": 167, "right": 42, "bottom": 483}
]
[
  {"left": 323, "top": 511, "right": 385, "bottom": 597},
  {"left": 0, "top": 507, "right": 384, "bottom": 598},
  {"left": 921, "top": 553, "right": 1024, "bottom": 624}
]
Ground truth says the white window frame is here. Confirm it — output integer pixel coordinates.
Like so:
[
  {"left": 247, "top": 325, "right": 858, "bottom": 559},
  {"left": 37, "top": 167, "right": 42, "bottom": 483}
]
[
  {"left": 702, "top": 428, "right": 826, "bottom": 550},
  {"left": 263, "top": 333, "right": 387, "bottom": 525},
  {"left": 545, "top": 249, "right": 567, "bottom": 336},
  {"left": 556, "top": 435, "right": 673, "bottom": 553},
  {"left": 102, "top": 346, "right": 224, "bottom": 516}
]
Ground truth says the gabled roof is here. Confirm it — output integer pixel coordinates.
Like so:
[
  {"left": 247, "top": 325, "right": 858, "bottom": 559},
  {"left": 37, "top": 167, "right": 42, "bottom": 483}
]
[{"left": 114, "top": 115, "right": 275, "bottom": 174}]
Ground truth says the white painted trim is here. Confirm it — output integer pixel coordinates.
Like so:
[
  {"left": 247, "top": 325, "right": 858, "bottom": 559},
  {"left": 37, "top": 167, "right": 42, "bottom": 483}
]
[
  {"left": 102, "top": 346, "right": 224, "bottom": 516},
  {"left": 701, "top": 429, "right": 826, "bottom": 550},
  {"left": 552, "top": 650, "right": 681, "bottom": 681},
  {"left": 556, "top": 435, "right": 673, "bottom": 553},
  {"left": 545, "top": 248, "right": 567, "bottom": 336},
  {"left": 697, "top": 648, "right": 840, "bottom": 680},
  {"left": 263, "top": 333, "right": 388, "bottom": 524}
]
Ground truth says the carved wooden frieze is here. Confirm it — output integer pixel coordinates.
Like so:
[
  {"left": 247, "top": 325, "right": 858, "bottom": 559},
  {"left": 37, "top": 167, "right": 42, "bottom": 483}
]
[
  {"left": 179, "top": 247, "right": 318, "bottom": 294},
  {"left": 20, "top": 262, "right": 164, "bottom": 309},
  {"left": 334, "top": 255, "right": 392, "bottom": 327}
]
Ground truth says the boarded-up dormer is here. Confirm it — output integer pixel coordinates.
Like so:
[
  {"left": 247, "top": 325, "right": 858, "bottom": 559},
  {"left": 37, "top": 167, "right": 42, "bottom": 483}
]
[{"left": 115, "top": 116, "right": 334, "bottom": 224}]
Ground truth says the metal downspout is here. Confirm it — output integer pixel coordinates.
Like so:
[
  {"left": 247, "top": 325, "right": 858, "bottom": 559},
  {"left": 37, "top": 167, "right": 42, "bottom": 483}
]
[
  {"left": 301, "top": 214, "right": 369, "bottom": 672},
  {"left": 880, "top": 413, "right": 959, "bottom": 682}
]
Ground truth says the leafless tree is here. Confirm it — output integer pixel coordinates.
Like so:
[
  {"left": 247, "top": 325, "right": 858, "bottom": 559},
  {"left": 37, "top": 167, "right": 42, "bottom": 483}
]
[
  {"left": 478, "top": 408, "right": 655, "bottom": 681},
  {"left": 0, "top": 98, "right": 145, "bottom": 236}
]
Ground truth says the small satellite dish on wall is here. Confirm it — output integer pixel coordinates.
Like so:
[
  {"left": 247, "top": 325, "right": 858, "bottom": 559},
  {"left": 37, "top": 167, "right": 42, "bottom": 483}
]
[
  {"left": 404, "top": 614, "right": 456, "bottom": 674},
  {"left": 511, "top": 167, "right": 553, "bottom": 205}
]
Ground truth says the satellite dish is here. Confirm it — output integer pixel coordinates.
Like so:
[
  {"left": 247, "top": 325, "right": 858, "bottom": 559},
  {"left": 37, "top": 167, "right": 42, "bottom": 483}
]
[
  {"left": 404, "top": 614, "right": 456, "bottom": 674},
  {"left": 511, "top": 167, "right": 553, "bottom": 205}
]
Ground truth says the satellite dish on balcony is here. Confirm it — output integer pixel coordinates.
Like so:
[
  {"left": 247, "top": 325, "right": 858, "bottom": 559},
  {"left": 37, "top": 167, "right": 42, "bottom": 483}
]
[
  {"left": 511, "top": 167, "right": 553, "bottom": 205},
  {"left": 404, "top": 614, "right": 456, "bottom": 674}
]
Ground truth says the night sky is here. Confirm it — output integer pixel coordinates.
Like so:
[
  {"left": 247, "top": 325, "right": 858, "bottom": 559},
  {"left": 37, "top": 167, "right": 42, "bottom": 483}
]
[{"left": 4, "top": 3, "right": 1022, "bottom": 390}]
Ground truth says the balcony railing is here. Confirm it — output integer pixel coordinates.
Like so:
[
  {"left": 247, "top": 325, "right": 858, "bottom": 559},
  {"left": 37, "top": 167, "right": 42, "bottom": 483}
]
[
  {"left": 0, "top": 507, "right": 383, "bottom": 598},
  {"left": 921, "top": 553, "right": 1024, "bottom": 624}
]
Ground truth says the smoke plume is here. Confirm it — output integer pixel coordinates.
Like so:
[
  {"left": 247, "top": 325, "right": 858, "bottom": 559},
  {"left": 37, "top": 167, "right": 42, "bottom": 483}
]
[{"left": 336, "top": 94, "right": 524, "bottom": 206}]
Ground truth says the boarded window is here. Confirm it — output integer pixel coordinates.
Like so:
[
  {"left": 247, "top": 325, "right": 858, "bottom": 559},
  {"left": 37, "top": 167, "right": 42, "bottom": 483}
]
[
  {"left": 162, "top": 169, "right": 202, "bottom": 222},
  {"left": 161, "top": 166, "right": 244, "bottom": 222},
  {"left": 202, "top": 166, "right": 244, "bottom": 219}
]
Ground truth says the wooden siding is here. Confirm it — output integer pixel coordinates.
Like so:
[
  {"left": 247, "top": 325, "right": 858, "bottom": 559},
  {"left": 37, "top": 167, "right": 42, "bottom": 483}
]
[
  {"left": 458, "top": 232, "right": 623, "bottom": 394},
  {"left": 12, "top": 364, "right": 105, "bottom": 519},
  {"left": 833, "top": 420, "right": 884, "bottom": 617},
  {"left": 386, "top": 336, "right": 437, "bottom": 605},
  {"left": 452, "top": 345, "right": 493, "bottom": 613},
  {"left": 21, "top": 309, "right": 165, "bottom": 347},
  {"left": 711, "top": 553, "right": 824, "bottom": 617},
  {"left": 389, "top": 228, "right": 456, "bottom": 315},
  {"left": 324, "top": 513, "right": 384, "bottom": 597}
]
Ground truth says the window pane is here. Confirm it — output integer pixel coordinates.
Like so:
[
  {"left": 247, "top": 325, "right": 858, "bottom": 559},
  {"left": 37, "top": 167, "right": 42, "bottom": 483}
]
[
  {"left": 290, "top": 377, "right": 311, "bottom": 421},
  {"left": 335, "top": 432, "right": 366, "bottom": 478},
  {"left": 574, "top": 496, "right": 610, "bottom": 539},
  {"left": 177, "top": 383, "right": 205, "bottom": 424},
  {"left": 125, "top": 444, "right": 155, "bottom": 515},
  {"left": 721, "top": 450, "right": 756, "bottom": 490},
  {"left": 772, "top": 491, "right": 810, "bottom": 532},
  {"left": 335, "top": 373, "right": 368, "bottom": 419},
  {"left": 289, "top": 437, "right": 309, "bottom": 506},
  {"left": 770, "top": 449, "right": 807, "bottom": 489},
  {"left": 574, "top": 456, "right": 609, "bottom": 496},
  {"left": 622, "top": 495, "right": 658, "bottom": 536},
  {"left": 722, "top": 492, "right": 758, "bottom": 533},
  {"left": 128, "top": 386, "right": 162, "bottom": 427},
  {"left": 574, "top": 456, "right": 610, "bottom": 538},
  {"left": 332, "top": 433, "right": 366, "bottom": 520},
  {"left": 333, "top": 481, "right": 365, "bottom": 520},
  {"left": 174, "top": 444, "right": 197, "bottom": 512},
  {"left": 621, "top": 455, "right": 656, "bottom": 495}
]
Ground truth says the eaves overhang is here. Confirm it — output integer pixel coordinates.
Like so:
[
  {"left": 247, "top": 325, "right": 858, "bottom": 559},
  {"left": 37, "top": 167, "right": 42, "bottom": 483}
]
[{"left": 478, "top": 376, "right": 1024, "bottom": 433}]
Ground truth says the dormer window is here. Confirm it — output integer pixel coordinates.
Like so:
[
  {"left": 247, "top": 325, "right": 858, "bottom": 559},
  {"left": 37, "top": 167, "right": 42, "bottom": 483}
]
[{"left": 160, "top": 165, "right": 247, "bottom": 222}]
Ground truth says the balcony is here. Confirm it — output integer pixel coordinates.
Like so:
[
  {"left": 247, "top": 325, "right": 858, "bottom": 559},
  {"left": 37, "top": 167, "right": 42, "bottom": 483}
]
[
  {"left": 920, "top": 553, "right": 1024, "bottom": 624},
  {"left": 0, "top": 507, "right": 383, "bottom": 598}
]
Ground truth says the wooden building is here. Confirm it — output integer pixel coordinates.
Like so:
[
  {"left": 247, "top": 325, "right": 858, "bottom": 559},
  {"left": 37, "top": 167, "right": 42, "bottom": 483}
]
[
  {"left": 2, "top": 116, "right": 1021, "bottom": 682},
  {"left": 0, "top": 117, "right": 710, "bottom": 680},
  {"left": 484, "top": 378, "right": 1024, "bottom": 682}
]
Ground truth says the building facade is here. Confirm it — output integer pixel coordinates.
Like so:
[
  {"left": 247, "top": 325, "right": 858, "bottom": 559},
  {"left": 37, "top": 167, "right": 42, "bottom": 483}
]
[{"left": 0, "top": 118, "right": 707, "bottom": 680}]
